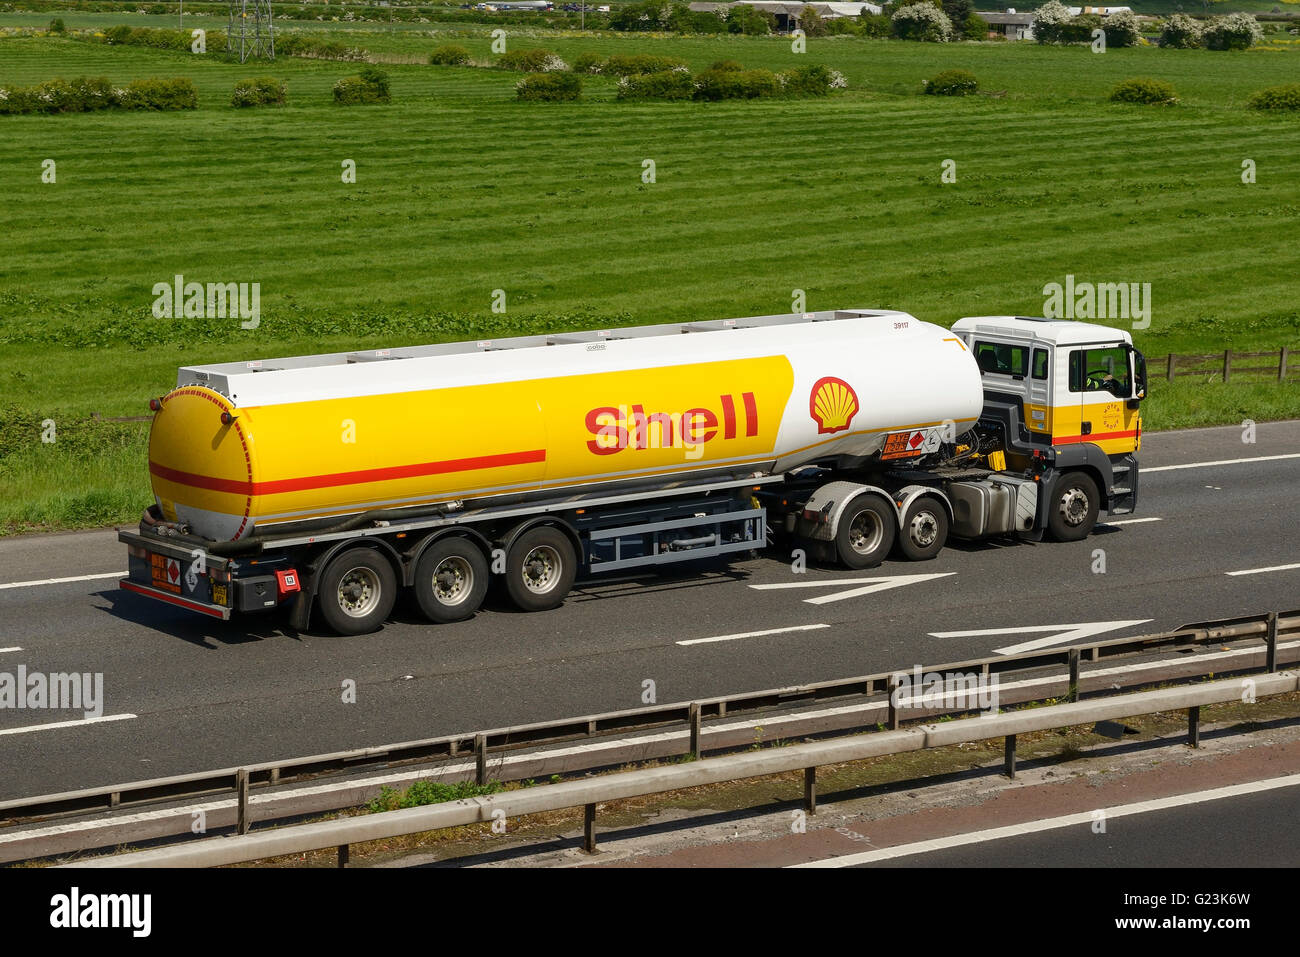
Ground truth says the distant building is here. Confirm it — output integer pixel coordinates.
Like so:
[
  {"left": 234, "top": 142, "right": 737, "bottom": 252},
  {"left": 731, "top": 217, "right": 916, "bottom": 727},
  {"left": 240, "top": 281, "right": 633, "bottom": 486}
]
[
  {"left": 1066, "top": 5, "right": 1132, "bottom": 14},
  {"left": 978, "top": 10, "right": 1036, "bottom": 39},
  {"left": 688, "top": 1, "right": 883, "bottom": 30}
]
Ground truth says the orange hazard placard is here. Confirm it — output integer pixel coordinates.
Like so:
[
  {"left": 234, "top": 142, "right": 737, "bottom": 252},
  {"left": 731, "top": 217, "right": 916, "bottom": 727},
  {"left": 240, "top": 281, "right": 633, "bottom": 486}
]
[{"left": 881, "top": 431, "right": 925, "bottom": 461}]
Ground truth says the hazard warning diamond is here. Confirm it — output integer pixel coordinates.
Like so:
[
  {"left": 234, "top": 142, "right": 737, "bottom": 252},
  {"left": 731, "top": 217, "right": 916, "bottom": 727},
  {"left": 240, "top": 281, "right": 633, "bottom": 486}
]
[
  {"left": 909, "top": 431, "right": 925, "bottom": 449},
  {"left": 167, "top": 558, "right": 179, "bottom": 584}
]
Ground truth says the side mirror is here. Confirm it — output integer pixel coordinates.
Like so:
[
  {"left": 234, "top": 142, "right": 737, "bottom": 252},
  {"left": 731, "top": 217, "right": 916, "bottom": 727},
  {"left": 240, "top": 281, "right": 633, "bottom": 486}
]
[{"left": 1131, "top": 348, "right": 1147, "bottom": 404}]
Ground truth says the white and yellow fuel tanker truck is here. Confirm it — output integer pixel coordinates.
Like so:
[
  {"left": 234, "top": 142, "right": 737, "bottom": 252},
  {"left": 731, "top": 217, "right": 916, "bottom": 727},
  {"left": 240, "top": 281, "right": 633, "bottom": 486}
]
[{"left": 119, "top": 309, "right": 1147, "bottom": 634}]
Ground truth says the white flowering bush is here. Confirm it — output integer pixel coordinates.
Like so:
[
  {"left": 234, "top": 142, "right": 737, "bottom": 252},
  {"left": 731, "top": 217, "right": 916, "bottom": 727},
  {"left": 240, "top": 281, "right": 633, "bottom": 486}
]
[
  {"left": 891, "top": 2, "right": 953, "bottom": 42},
  {"left": 1164, "top": 13, "right": 1201, "bottom": 49},
  {"left": 923, "top": 68, "right": 977, "bottom": 95},
  {"left": 1204, "top": 12, "right": 1262, "bottom": 50},
  {"left": 829, "top": 69, "right": 847, "bottom": 90},
  {"left": 1102, "top": 9, "right": 1141, "bottom": 48},
  {"left": 1032, "top": 0, "right": 1073, "bottom": 44},
  {"left": 541, "top": 54, "right": 569, "bottom": 72},
  {"left": 1160, "top": 13, "right": 1203, "bottom": 49},
  {"left": 231, "top": 76, "right": 287, "bottom": 108}
]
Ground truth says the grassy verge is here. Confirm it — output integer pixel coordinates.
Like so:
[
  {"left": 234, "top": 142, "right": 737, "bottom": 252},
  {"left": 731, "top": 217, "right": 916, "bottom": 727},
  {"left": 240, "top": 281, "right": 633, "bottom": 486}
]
[{"left": 1, "top": 31, "right": 1298, "bottom": 532}]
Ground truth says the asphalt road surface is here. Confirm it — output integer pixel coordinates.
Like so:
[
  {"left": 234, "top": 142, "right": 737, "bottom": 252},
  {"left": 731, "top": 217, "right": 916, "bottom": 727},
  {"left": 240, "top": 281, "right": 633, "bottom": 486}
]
[
  {"left": 855, "top": 782, "right": 1300, "bottom": 868},
  {"left": 1, "top": 421, "right": 1296, "bottom": 801}
]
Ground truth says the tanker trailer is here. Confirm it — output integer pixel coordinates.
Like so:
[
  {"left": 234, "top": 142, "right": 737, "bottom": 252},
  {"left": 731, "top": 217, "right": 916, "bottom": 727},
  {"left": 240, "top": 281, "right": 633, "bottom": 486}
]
[{"left": 118, "top": 308, "right": 1144, "bottom": 634}]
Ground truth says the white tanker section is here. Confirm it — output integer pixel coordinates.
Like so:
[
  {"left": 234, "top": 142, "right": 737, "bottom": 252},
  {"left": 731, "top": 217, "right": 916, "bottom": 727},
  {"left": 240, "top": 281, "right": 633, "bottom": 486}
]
[{"left": 151, "top": 309, "right": 985, "bottom": 542}]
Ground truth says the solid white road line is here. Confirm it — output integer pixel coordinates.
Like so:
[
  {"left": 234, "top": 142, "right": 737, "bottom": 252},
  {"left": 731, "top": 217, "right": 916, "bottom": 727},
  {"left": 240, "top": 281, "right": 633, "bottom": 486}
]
[
  {"left": 1226, "top": 563, "right": 1300, "bottom": 577},
  {"left": 0, "top": 571, "right": 126, "bottom": 591},
  {"left": 0, "top": 647, "right": 22, "bottom": 654},
  {"left": 0, "top": 714, "right": 136, "bottom": 737},
  {"left": 1145, "top": 453, "right": 1300, "bottom": 473},
  {"left": 1101, "top": 517, "right": 1162, "bottom": 526},
  {"left": 677, "top": 624, "right": 830, "bottom": 646},
  {"left": 790, "top": 772, "right": 1300, "bottom": 868}
]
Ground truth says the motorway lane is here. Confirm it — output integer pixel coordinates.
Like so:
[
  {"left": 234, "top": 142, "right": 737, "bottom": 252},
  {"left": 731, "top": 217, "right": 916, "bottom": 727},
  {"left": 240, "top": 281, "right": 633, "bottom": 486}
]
[
  {"left": 0, "top": 421, "right": 1296, "bottom": 800},
  {"left": 858, "top": 783, "right": 1300, "bottom": 868}
]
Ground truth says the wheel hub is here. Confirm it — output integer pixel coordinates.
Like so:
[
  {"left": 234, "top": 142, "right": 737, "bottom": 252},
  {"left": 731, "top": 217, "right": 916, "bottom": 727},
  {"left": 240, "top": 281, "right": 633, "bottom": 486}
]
[
  {"left": 521, "top": 546, "right": 560, "bottom": 594},
  {"left": 849, "top": 511, "right": 882, "bottom": 554},
  {"left": 433, "top": 556, "right": 471, "bottom": 604},
  {"left": 910, "top": 512, "right": 938, "bottom": 547},
  {"left": 1059, "top": 488, "right": 1090, "bottom": 526},
  {"left": 337, "top": 567, "right": 380, "bottom": 617}
]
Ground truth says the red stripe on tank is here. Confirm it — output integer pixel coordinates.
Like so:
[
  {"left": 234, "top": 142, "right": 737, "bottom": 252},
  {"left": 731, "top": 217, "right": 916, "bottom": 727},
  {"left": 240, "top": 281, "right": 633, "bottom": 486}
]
[{"left": 150, "top": 448, "right": 547, "bottom": 496}]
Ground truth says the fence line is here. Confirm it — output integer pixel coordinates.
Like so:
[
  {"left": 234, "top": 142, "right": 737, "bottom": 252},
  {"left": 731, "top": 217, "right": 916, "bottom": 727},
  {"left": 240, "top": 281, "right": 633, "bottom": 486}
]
[{"left": 1158, "top": 347, "right": 1293, "bottom": 383}]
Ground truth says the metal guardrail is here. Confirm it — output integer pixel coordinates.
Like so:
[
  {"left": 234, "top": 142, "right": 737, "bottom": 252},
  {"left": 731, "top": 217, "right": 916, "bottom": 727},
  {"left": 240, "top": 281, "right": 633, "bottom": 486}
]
[
  {"left": 4, "top": 609, "right": 1295, "bottom": 864},
  {"left": 69, "top": 671, "right": 1300, "bottom": 868}
]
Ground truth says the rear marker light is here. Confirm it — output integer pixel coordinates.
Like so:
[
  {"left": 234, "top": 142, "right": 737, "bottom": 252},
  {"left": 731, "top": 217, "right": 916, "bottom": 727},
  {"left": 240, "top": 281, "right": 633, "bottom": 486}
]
[
  {"left": 148, "top": 398, "right": 163, "bottom": 412},
  {"left": 220, "top": 411, "right": 237, "bottom": 426}
]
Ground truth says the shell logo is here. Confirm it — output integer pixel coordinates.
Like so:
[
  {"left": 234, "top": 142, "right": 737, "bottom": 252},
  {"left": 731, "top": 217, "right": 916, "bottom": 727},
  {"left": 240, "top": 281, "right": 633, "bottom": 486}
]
[{"left": 809, "top": 376, "right": 859, "bottom": 435}]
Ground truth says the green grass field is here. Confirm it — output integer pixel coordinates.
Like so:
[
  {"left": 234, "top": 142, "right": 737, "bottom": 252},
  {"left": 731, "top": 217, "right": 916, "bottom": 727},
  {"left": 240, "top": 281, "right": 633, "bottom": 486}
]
[{"left": 1, "top": 26, "right": 1297, "bottom": 533}]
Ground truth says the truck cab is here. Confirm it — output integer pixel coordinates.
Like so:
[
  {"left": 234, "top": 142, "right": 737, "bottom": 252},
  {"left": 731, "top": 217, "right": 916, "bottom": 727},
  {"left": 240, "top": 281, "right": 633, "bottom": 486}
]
[{"left": 951, "top": 315, "right": 1147, "bottom": 523}]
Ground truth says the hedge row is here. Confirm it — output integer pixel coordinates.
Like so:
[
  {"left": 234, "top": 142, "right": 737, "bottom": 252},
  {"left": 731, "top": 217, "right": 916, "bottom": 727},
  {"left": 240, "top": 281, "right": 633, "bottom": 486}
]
[
  {"left": 95, "top": 24, "right": 366, "bottom": 61},
  {"left": 923, "top": 69, "right": 977, "bottom": 96},
  {"left": 1247, "top": 84, "right": 1300, "bottom": 112},
  {"left": 497, "top": 48, "right": 569, "bottom": 73},
  {"left": 333, "top": 66, "right": 390, "bottom": 106},
  {"left": 0, "top": 75, "right": 196, "bottom": 114},
  {"left": 615, "top": 64, "right": 845, "bottom": 102},
  {"left": 429, "top": 44, "right": 470, "bottom": 66},
  {"left": 1109, "top": 77, "right": 1179, "bottom": 106},
  {"left": 231, "top": 76, "right": 285, "bottom": 108},
  {"left": 516, "top": 72, "right": 582, "bottom": 102},
  {"left": 571, "top": 53, "right": 688, "bottom": 76}
]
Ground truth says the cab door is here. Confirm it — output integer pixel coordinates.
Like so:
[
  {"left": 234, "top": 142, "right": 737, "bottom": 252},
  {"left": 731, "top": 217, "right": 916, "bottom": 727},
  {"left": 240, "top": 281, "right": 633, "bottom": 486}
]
[{"left": 1063, "top": 344, "right": 1139, "bottom": 454}]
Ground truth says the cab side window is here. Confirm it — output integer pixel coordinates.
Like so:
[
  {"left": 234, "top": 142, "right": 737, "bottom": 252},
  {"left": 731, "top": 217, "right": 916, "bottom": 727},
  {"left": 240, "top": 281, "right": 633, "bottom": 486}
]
[
  {"left": 1032, "top": 348, "right": 1049, "bottom": 381},
  {"left": 974, "top": 341, "right": 1028, "bottom": 377}
]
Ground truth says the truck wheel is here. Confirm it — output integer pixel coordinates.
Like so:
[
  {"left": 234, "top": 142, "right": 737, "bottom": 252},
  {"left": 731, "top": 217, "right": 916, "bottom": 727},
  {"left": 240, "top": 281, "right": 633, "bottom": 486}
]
[
  {"left": 835, "top": 496, "right": 896, "bottom": 570},
  {"left": 505, "top": 526, "right": 576, "bottom": 612},
  {"left": 413, "top": 537, "right": 489, "bottom": 624},
  {"left": 1048, "top": 473, "right": 1099, "bottom": 542},
  {"left": 318, "top": 549, "right": 397, "bottom": 635},
  {"left": 898, "top": 496, "right": 948, "bottom": 561}
]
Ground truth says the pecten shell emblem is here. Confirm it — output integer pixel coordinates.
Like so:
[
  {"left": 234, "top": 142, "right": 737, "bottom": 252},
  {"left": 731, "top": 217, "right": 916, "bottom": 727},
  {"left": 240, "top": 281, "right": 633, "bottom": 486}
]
[{"left": 809, "top": 376, "right": 859, "bottom": 435}]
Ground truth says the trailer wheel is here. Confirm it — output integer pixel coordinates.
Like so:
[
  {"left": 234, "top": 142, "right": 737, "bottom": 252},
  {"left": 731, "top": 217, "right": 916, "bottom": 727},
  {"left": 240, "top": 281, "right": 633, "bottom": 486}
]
[
  {"left": 413, "top": 537, "right": 489, "bottom": 624},
  {"left": 1048, "top": 472, "right": 1099, "bottom": 542},
  {"left": 318, "top": 549, "right": 397, "bottom": 635},
  {"left": 504, "top": 526, "right": 576, "bottom": 612},
  {"left": 897, "top": 496, "right": 948, "bottom": 561},
  {"left": 835, "top": 496, "right": 896, "bottom": 570}
]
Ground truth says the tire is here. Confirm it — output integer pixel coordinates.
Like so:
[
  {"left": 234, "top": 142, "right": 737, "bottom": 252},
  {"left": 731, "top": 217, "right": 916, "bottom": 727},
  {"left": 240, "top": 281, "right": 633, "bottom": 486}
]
[
  {"left": 1048, "top": 472, "right": 1099, "bottom": 542},
  {"left": 317, "top": 548, "right": 397, "bottom": 635},
  {"left": 897, "top": 496, "right": 949, "bottom": 561},
  {"left": 834, "top": 496, "right": 896, "bottom": 570},
  {"left": 504, "top": 526, "right": 577, "bottom": 612},
  {"left": 413, "top": 537, "right": 489, "bottom": 624}
]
